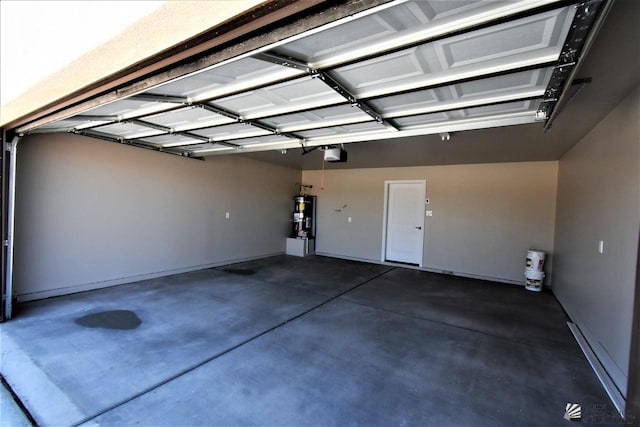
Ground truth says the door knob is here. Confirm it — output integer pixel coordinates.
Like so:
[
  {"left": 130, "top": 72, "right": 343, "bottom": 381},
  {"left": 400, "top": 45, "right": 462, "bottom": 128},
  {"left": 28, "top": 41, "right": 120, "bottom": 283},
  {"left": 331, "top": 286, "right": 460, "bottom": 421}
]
[{"left": 415, "top": 226, "right": 422, "bottom": 230}]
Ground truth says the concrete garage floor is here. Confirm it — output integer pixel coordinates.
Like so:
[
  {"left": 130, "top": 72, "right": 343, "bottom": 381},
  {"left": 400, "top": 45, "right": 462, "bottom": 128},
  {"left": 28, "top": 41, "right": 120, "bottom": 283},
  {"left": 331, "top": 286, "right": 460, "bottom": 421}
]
[{"left": 0, "top": 255, "right": 623, "bottom": 426}]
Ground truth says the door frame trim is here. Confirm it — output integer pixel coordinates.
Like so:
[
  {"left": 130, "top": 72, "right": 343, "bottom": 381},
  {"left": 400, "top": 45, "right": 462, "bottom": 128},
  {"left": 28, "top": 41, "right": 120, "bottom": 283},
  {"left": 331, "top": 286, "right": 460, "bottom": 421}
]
[{"left": 381, "top": 179, "right": 426, "bottom": 267}]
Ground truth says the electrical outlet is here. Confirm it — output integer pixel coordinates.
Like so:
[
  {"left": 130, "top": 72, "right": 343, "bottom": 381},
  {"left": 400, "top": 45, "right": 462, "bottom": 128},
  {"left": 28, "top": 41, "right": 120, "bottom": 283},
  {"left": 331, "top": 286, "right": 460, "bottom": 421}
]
[
  {"left": 598, "top": 240, "right": 604, "bottom": 253},
  {"left": 426, "top": 210, "right": 433, "bottom": 217},
  {"left": 225, "top": 212, "right": 230, "bottom": 219},
  {"left": 348, "top": 217, "right": 352, "bottom": 223}
]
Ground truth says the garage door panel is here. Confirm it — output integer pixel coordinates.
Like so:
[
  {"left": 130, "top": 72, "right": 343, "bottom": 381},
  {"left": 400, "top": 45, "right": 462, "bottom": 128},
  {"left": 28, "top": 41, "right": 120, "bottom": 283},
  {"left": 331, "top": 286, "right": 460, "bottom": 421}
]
[
  {"left": 213, "top": 76, "right": 345, "bottom": 119},
  {"left": 260, "top": 104, "right": 371, "bottom": 132},
  {"left": 83, "top": 99, "right": 174, "bottom": 120},
  {"left": 22, "top": 0, "right": 597, "bottom": 158},
  {"left": 463, "top": 99, "right": 541, "bottom": 118},
  {"left": 34, "top": 117, "right": 112, "bottom": 133},
  {"left": 92, "top": 122, "right": 165, "bottom": 139},
  {"left": 371, "top": 67, "right": 553, "bottom": 118},
  {"left": 143, "top": 107, "right": 236, "bottom": 132},
  {"left": 138, "top": 133, "right": 204, "bottom": 148},
  {"left": 232, "top": 134, "right": 297, "bottom": 147},
  {"left": 298, "top": 121, "right": 388, "bottom": 139},
  {"left": 331, "top": 7, "right": 574, "bottom": 99},
  {"left": 147, "top": 57, "right": 304, "bottom": 102},
  {"left": 394, "top": 99, "right": 540, "bottom": 130},
  {"left": 190, "top": 123, "right": 271, "bottom": 141},
  {"left": 273, "top": 0, "right": 559, "bottom": 68}
]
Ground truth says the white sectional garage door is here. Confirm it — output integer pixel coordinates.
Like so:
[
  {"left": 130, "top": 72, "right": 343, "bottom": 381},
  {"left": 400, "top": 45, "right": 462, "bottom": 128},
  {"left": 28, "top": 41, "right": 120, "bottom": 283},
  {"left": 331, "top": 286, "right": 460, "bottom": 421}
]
[{"left": 22, "top": 0, "right": 603, "bottom": 159}]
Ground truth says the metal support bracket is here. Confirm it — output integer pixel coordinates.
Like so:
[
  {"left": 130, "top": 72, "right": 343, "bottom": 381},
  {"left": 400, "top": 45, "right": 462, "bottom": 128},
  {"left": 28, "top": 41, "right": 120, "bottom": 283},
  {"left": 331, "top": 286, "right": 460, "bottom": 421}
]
[
  {"left": 543, "top": 0, "right": 608, "bottom": 131},
  {"left": 200, "top": 104, "right": 241, "bottom": 121},
  {"left": 254, "top": 52, "right": 310, "bottom": 72},
  {"left": 200, "top": 102, "right": 304, "bottom": 142},
  {"left": 130, "top": 93, "right": 191, "bottom": 104},
  {"left": 75, "top": 115, "right": 121, "bottom": 122},
  {"left": 127, "top": 118, "right": 173, "bottom": 134},
  {"left": 75, "top": 129, "right": 200, "bottom": 158},
  {"left": 255, "top": 50, "right": 397, "bottom": 130}
]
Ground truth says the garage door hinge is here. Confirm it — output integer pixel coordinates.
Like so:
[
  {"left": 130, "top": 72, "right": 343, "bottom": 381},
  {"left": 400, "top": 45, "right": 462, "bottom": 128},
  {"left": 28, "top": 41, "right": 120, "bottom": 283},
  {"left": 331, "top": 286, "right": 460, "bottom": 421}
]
[
  {"left": 3, "top": 240, "right": 8, "bottom": 247},
  {"left": 5, "top": 143, "right": 12, "bottom": 152}
]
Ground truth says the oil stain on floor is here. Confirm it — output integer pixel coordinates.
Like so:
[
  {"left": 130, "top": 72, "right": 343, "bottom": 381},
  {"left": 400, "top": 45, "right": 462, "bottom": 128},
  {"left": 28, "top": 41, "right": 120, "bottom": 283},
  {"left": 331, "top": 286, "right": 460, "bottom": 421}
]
[
  {"left": 75, "top": 310, "right": 142, "bottom": 330},
  {"left": 221, "top": 268, "right": 256, "bottom": 276}
]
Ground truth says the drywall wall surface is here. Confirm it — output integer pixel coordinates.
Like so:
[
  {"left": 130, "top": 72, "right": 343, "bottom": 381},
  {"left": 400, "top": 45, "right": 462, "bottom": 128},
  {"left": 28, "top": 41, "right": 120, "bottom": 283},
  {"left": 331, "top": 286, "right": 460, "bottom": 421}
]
[
  {"left": 302, "top": 161, "right": 558, "bottom": 284},
  {"left": 13, "top": 133, "right": 300, "bottom": 300},
  {"left": 554, "top": 85, "right": 640, "bottom": 397}
]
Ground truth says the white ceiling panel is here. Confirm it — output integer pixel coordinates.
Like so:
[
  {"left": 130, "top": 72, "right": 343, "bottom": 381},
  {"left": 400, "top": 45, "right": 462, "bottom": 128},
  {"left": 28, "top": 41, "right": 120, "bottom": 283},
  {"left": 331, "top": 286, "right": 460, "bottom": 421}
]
[
  {"left": 260, "top": 104, "right": 371, "bottom": 132},
  {"left": 83, "top": 99, "right": 175, "bottom": 119},
  {"left": 148, "top": 57, "right": 304, "bottom": 102},
  {"left": 173, "top": 143, "right": 220, "bottom": 152},
  {"left": 138, "top": 133, "right": 203, "bottom": 148},
  {"left": 229, "top": 134, "right": 298, "bottom": 147},
  {"left": 396, "top": 111, "right": 453, "bottom": 126},
  {"left": 144, "top": 106, "right": 236, "bottom": 131},
  {"left": 274, "top": 0, "right": 560, "bottom": 68},
  {"left": 190, "top": 122, "right": 272, "bottom": 141},
  {"left": 298, "top": 121, "right": 388, "bottom": 139},
  {"left": 33, "top": 117, "right": 112, "bottom": 132},
  {"left": 212, "top": 76, "right": 346, "bottom": 120},
  {"left": 93, "top": 122, "right": 165, "bottom": 139},
  {"left": 188, "top": 145, "right": 237, "bottom": 155},
  {"left": 462, "top": 99, "right": 541, "bottom": 118},
  {"left": 371, "top": 67, "right": 553, "bottom": 118},
  {"left": 330, "top": 7, "right": 574, "bottom": 99},
  {"left": 394, "top": 99, "right": 541, "bottom": 129}
]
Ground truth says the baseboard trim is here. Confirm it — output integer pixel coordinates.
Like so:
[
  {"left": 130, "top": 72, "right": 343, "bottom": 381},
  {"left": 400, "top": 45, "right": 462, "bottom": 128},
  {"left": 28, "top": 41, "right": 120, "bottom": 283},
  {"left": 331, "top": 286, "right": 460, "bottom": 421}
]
[
  {"left": 315, "top": 252, "right": 524, "bottom": 286},
  {"left": 16, "top": 252, "right": 285, "bottom": 302},
  {"left": 567, "top": 321, "right": 626, "bottom": 418}
]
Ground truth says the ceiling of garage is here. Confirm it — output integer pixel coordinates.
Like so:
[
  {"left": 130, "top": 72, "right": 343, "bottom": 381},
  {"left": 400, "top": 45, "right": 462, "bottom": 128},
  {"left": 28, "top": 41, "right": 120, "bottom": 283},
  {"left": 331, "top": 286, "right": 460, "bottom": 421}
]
[{"left": 23, "top": 0, "right": 628, "bottom": 166}]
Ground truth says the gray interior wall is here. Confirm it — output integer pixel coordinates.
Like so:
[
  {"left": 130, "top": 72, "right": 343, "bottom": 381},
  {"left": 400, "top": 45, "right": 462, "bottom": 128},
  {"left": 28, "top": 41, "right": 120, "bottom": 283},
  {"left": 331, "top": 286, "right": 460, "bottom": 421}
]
[
  {"left": 553, "top": 85, "right": 640, "bottom": 397},
  {"left": 14, "top": 133, "right": 301, "bottom": 301},
  {"left": 301, "top": 161, "right": 558, "bottom": 284}
]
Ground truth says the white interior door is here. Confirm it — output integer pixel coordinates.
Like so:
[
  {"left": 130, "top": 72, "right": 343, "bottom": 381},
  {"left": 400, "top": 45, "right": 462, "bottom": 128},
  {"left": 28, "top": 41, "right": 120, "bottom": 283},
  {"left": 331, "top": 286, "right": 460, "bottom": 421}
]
[{"left": 384, "top": 181, "right": 425, "bottom": 265}]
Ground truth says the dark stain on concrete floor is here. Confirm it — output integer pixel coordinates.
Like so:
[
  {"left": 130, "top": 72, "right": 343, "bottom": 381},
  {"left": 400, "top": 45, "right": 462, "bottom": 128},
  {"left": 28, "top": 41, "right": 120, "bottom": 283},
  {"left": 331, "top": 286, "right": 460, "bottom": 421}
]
[
  {"left": 221, "top": 268, "right": 256, "bottom": 276},
  {"left": 75, "top": 310, "right": 141, "bottom": 330}
]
